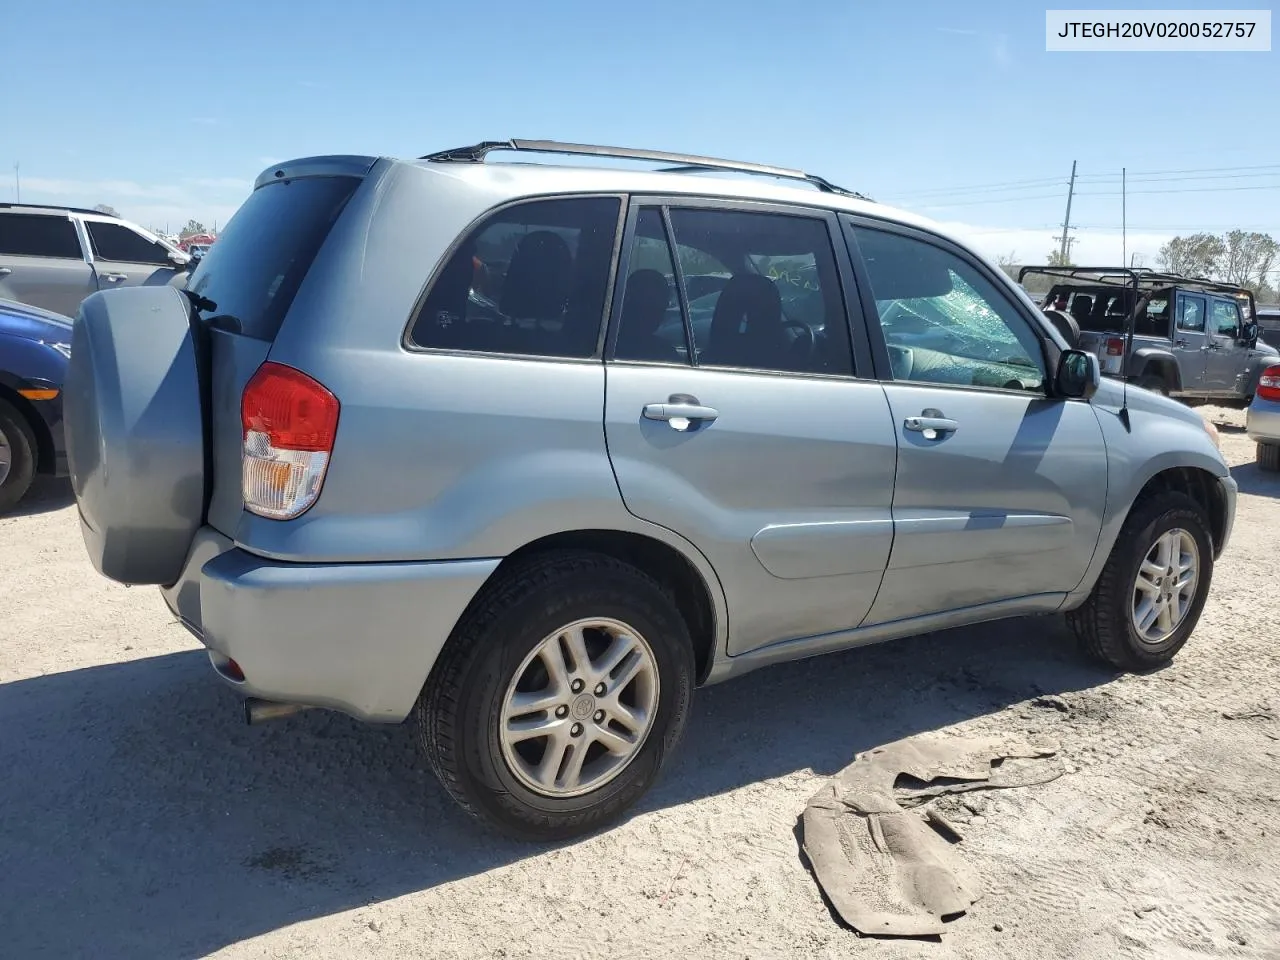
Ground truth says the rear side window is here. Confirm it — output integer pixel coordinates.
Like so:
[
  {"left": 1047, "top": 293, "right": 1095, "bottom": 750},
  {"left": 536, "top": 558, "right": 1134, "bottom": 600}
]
[
  {"left": 85, "top": 220, "right": 172, "bottom": 265},
  {"left": 186, "top": 176, "right": 359, "bottom": 341},
  {"left": 0, "top": 214, "right": 82, "bottom": 259},
  {"left": 410, "top": 197, "right": 621, "bottom": 358}
]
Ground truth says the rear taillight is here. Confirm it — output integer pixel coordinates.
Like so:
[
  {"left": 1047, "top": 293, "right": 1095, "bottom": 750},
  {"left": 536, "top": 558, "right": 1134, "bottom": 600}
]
[
  {"left": 1105, "top": 337, "right": 1125, "bottom": 356},
  {"left": 1258, "top": 364, "right": 1280, "bottom": 403},
  {"left": 241, "top": 362, "right": 339, "bottom": 520}
]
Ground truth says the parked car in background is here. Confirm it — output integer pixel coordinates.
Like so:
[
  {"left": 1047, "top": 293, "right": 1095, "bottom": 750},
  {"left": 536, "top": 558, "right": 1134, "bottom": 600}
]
[
  {"left": 1246, "top": 362, "right": 1280, "bottom": 471},
  {"left": 1019, "top": 267, "right": 1278, "bottom": 405},
  {"left": 0, "top": 204, "right": 190, "bottom": 317},
  {"left": 0, "top": 298, "right": 70, "bottom": 512},
  {"left": 1257, "top": 304, "right": 1280, "bottom": 350},
  {"left": 66, "top": 140, "right": 1237, "bottom": 840}
]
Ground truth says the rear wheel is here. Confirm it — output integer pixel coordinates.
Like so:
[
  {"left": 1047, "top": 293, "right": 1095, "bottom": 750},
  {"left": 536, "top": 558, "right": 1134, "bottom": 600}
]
[
  {"left": 1258, "top": 442, "right": 1280, "bottom": 472},
  {"left": 0, "top": 398, "right": 37, "bottom": 514},
  {"left": 416, "top": 551, "right": 695, "bottom": 841},
  {"left": 1067, "top": 491, "right": 1214, "bottom": 671}
]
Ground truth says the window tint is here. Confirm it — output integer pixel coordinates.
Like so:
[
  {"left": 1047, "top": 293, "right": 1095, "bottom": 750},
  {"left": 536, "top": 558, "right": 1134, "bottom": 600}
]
[
  {"left": 615, "top": 206, "right": 853, "bottom": 376},
  {"left": 1210, "top": 299, "right": 1240, "bottom": 337},
  {"left": 1178, "top": 295, "right": 1205, "bottom": 332},
  {"left": 411, "top": 197, "right": 620, "bottom": 358},
  {"left": 0, "top": 214, "right": 82, "bottom": 259},
  {"left": 853, "top": 226, "right": 1045, "bottom": 392},
  {"left": 187, "top": 176, "right": 359, "bottom": 342},
  {"left": 85, "top": 221, "right": 172, "bottom": 265}
]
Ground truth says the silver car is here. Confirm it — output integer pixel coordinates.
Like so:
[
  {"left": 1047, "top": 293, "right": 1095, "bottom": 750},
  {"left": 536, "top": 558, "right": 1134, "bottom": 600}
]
[
  {"left": 0, "top": 204, "right": 189, "bottom": 317},
  {"left": 63, "top": 140, "right": 1237, "bottom": 840},
  {"left": 1246, "top": 361, "right": 1280, "bottom": 471}
]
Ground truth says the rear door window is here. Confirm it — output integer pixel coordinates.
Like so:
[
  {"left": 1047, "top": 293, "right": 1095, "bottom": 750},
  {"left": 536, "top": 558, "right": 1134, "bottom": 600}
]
[
  {"left": 85, "top": 220, "right": 173, "bottom": 265},
  {"left": 186, "top": 176, "right": 360, "bottom": 341},
  {"left": 410, "top": 197, "right": 621, "bottom": 359},
  {"left": 0, "top": 214, "right": 83, "bottom": 259}
]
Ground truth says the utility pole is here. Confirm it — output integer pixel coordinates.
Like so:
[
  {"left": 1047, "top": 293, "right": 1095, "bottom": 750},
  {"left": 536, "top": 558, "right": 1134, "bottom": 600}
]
[
  {"left": 1058, "top": 160, "right": 1077, "bottom": 261},
  {"left": 13, "top": 162, "right": 19, "bottom": 202}
]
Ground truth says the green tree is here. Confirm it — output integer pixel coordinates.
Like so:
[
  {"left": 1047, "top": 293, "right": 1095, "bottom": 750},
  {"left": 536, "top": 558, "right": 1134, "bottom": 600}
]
[
  {"left": 92, "top": 203, "right": 120, "bottom": 218},
  {"left": 1220, "top": 230, "right": 1279, "bottom": 290},
  {"left": 1046, "top": 248, "right": 1074, "bottom": 267},
  {"left": 1156, "top": 233, "right": 1224, "bottom": 278},
  {"left": 181, "top": 219, "right": 207, "bottom": 238}
]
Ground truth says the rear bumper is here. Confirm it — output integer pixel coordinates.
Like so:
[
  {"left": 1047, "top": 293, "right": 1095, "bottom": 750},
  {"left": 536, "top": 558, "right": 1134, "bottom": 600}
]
[
  {"left": 1246, "top": 396, "right": 1280, "bottom": 444},
  {"left": 161, "top": 527, "right": 500, "bottom": 722}
]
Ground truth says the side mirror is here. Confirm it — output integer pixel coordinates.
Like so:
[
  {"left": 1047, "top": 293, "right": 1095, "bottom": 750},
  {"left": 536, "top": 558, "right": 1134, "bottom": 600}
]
[
  {"left": 168, "top": 250, "right": 190, "bottom": 268},
  {"left": 1241, "top": 321, "right": 1258, "bottom": 346},
  {"left": 1055, "top": 349, "right": 1100, "bottom": 400}
]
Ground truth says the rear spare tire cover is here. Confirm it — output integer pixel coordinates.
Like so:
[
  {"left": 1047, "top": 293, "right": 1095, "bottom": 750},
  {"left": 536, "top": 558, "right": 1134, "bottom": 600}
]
[{"left": 66, "top": 286, "right": 206, "bottom": 586}]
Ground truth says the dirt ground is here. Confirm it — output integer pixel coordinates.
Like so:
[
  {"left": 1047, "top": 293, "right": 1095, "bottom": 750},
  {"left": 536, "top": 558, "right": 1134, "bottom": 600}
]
[{"left": 2, "top": 406, "right": 1278, "bottom": 960}]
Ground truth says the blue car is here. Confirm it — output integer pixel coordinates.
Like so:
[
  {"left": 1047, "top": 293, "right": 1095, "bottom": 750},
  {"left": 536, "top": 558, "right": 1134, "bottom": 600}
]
[{"left": 0, "top": 297, "right": 71, "bottom": 512}]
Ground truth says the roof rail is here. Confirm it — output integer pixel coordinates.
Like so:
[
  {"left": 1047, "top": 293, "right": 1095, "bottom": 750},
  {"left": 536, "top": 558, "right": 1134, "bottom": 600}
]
[
  {"left": 420, "top": 139, "right": 871, "bottom": 201},
  {"left": 1017, "top": 264, "right": 1251, "bottom": 297},
  {"left": 0, "top": 201, "right": 116, "bottom": 218}
]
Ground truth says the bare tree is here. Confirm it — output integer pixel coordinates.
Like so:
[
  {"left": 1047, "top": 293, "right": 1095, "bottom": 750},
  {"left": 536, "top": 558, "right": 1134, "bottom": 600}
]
[
  {"left": 1156, "top": 233, "right": 1224, "bottom": 278},
  {"left": 92, "top": 203, "right": 120, "bottom": 218},
  {"left": 994, "top": 250, "right": 1020, "bottom": 282},
  {"left": 1220, "top": 230, "right": 1279, "bottom": 290}
]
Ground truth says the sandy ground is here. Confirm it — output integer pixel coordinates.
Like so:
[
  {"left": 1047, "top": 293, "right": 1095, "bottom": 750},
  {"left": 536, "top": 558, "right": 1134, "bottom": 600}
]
[{"left": 2, "top": 406, "right": 1278, "bottom": 960}]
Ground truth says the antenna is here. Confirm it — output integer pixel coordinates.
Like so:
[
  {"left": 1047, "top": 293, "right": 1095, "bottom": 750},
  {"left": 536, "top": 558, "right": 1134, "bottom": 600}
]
[
  {"left": 1120, "top": 166, "right": 1133, "bottom": 429},
  {"left": 12, "top": 162, "right": 18, "bottom": 203}
]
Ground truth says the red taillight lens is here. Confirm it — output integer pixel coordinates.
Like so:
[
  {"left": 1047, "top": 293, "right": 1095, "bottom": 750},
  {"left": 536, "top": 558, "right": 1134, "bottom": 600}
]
[
  {"left": 1258, "top": 364, "right": 1280, "bottom": 402},
  {"left": 241, "top": 362, "right": 339, "bottom": 519},
  {"left": 1106, "top": 337, "right": 1125, "bottom": 356}
]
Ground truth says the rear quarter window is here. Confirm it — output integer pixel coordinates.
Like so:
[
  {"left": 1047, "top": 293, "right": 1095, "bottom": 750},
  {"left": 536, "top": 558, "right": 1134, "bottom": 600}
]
[{"left": 186, "top": 176, "right": 359, "bottom": 341}]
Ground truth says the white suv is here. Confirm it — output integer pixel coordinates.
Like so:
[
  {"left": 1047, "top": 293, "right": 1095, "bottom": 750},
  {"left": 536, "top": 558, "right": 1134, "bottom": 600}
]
[{"left": 0, "top": 204, "right": 189, "bottom": 318}]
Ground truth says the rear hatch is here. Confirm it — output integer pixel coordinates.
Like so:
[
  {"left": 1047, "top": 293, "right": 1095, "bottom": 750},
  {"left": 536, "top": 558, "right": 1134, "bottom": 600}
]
[
  {"left": 65, "top": 158, "right": 371, "bottom": 586},
  {"left": 184, "top": 161, "right": 369, "bottom": 539}
]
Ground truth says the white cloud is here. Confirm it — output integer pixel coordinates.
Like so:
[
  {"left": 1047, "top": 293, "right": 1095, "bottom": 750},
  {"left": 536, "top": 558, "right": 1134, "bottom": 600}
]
[{"left": 16, "top": 176, "right": 248, "bottom": 232}]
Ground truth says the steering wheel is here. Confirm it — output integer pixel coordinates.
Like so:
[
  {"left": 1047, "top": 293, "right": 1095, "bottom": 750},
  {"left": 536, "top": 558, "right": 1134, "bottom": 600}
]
[{"left": 782, "top": 319, "right": 815, "bottom": 355}]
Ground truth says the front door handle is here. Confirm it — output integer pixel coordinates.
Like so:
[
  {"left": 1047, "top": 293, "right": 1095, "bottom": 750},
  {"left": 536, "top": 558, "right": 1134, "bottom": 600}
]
[
  {"left": 904, "top": 415, "right": 959, "bottom": 438},
  {"left": 101, "top": 273, "right": 128, "bottom": 283},
  {"left": 642, "top": 396, "right": 719, "bottom": 432},
  {"left": 0, "top": 267, "right": 11, "bottom": 277}
]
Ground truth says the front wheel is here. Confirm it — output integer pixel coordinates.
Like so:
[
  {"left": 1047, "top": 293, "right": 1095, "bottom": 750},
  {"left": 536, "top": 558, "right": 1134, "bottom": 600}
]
[
  {"left": 0, "top": 398, "right": 37, "bottom": 515},
  {"left": 416, "top": 551, "right": 695, "bottom": 841},
  {"left": 1067, "top": 492, "right": 1214, "bottom": 671}
]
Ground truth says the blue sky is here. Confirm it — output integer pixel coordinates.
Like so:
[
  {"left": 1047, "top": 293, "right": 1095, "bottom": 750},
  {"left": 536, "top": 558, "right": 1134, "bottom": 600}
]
[{"left": 6, "top": 0, "right": 1277, "bottom": 266}]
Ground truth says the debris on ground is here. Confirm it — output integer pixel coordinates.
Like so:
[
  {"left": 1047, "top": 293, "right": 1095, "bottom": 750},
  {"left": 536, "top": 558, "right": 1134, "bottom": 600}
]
[{"left": 801, "top": 733, "right": 1062, "bottom": 938}]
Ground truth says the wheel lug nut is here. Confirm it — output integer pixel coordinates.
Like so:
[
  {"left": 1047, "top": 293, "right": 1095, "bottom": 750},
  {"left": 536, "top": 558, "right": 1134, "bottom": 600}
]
[
  {"left": 571, "top": 723, "right": 583, "bottom": 737},
  {"left": 555, "top": 705, "right": 569, "bottom": 718},
  {"left": 594, "top": 710, "right": 605, "bottom": 723},
  {"left": 571, "top": 679, "right": 584, "bottom": 693},
  {"left": 594, "top": 683, "right": 606, "bottom": 696}
]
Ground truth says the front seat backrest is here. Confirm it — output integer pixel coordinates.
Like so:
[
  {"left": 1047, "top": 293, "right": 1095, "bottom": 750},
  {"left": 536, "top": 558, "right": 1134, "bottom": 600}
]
[
  {"left": 704, "top": 274, "right": 786, "bottom": 369},
  {"left": 1070, "top": 294, "right": 1094, "bottom": 324}
]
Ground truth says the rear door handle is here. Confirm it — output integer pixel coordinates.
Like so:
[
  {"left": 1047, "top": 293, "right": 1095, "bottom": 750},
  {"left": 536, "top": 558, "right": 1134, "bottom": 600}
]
[
  {"left": 904, "top": 415, "right": 959, "bottom": 437},
  {"left": 101, "top": 273, "right": 128, "bottom": 283},
  {"left": 0, "top": 267, "right": 11, "bottom": 277},
  {"left": 642, "top": 397, "right": 719, "bottom": 431}
]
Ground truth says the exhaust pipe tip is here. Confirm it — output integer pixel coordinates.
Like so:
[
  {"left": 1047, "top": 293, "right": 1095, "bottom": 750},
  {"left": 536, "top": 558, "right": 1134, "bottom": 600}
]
[{"left": 243, "top": 697, "right": 313, "bottom": 726}]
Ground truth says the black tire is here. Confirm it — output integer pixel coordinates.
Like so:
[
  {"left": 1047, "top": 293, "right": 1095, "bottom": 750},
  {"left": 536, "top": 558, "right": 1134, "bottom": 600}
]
[
  {"left": 1066, "top": 492, "right": 1214, "bottom": 672},
  {"left": 416, "top": 550, "right": 695, "bottom": 841},
  {"left": 1136, "top": 374, "right": 1170, "bottom": 397},
  {"left": 1256, "top": 443, "right": 1280, "bottom": 472},
  {"left": 0, "top": 398, "right": 38, "bottom": 515}
]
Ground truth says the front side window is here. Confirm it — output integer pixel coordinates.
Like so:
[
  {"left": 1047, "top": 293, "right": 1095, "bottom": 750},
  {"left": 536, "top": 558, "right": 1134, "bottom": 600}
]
[
  {"left": 0, "top": 214, "right": 83, "bottom": 259},
  {"left": 410, "top": 197, "right": 620, "bottom": 359},
  {"left": 1178, "top": 295, "right": 1206, "bottom": 333},
  {"left": 1210, "top": 299, "right": 1241, "bottom": 337},
  {"left": 85, "top": 221, "right": 173, "bottom": 265},
  {"left": 614, "top": 205, "right": 853, "bottom": 377},
  {"left": 852, "top": 225, "right": 1045, "bottom": 392}
]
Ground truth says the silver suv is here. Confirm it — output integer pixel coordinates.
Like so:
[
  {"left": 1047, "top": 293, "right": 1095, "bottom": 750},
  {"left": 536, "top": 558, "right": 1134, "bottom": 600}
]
[
  {"left": 0, "top": 203, "right": 189, "bottom": 317},
  {"left": 64, "top": 141, "right": 1237, "bottom": 840}
]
